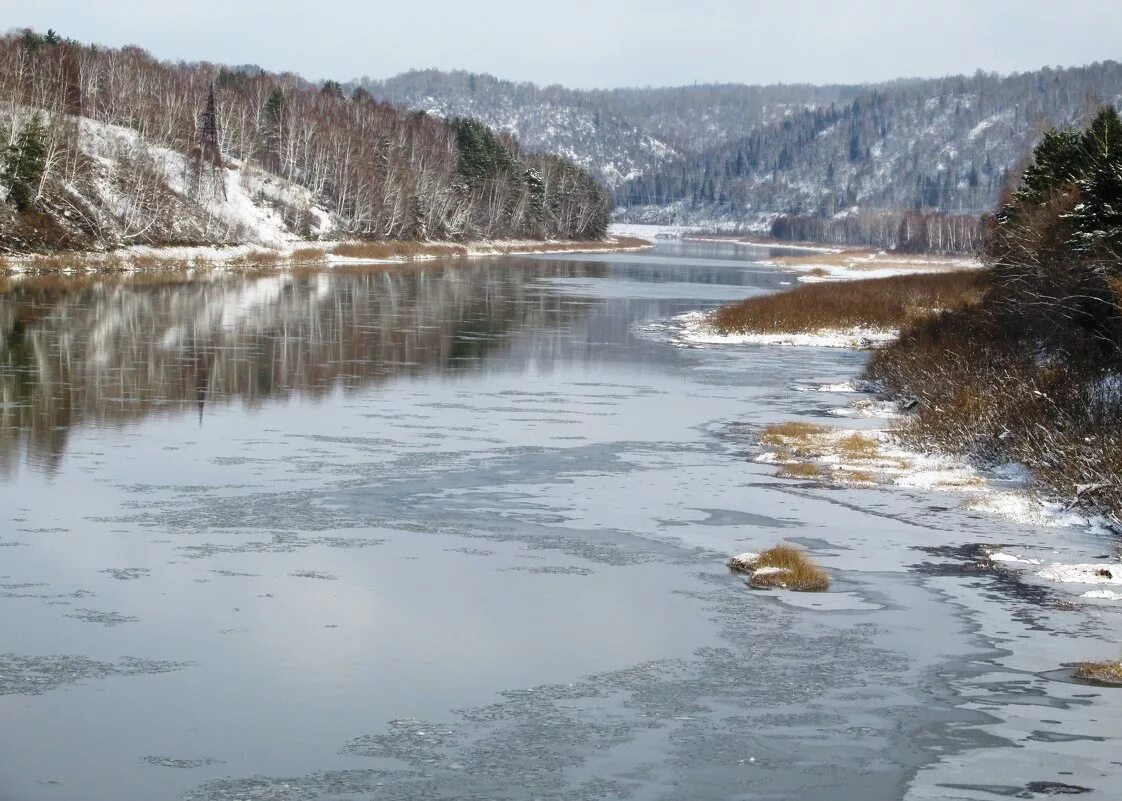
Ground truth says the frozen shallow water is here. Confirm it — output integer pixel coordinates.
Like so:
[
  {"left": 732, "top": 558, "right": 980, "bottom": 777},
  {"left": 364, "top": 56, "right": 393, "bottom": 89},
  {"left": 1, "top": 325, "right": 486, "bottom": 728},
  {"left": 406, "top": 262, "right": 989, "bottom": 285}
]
[{"left": 0, "top": 240, "right": 1119, "bottom": 800}]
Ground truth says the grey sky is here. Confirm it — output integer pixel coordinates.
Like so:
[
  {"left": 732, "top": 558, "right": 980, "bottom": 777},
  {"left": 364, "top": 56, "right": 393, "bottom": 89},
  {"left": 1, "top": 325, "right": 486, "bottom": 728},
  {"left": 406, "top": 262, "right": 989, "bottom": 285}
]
[{"left": 7, "top": 0, "right": 1122, "bottom": 88}]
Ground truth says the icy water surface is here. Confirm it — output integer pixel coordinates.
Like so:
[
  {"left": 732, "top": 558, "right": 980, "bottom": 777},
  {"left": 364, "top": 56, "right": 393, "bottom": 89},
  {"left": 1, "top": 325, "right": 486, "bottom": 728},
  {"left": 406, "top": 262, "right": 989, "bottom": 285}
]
[{"left": 1, "top": 242, "right": 1120, "bottom": 801}]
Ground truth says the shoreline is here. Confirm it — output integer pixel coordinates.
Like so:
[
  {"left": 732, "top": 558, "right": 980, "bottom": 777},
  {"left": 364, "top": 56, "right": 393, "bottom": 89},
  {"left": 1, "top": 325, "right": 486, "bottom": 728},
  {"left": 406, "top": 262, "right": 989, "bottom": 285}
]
[
  {"left": 646, "top": 251, "right": 1122, "bottom": 598},
  {"left": 0, "top": 236, "right": 652, "bottom": 276}
]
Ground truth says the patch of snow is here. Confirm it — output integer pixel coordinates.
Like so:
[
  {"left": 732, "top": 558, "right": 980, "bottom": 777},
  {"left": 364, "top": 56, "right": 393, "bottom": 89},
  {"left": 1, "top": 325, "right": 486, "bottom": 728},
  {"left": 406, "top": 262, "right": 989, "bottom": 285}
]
[
  {"left": 986, "top": 551, "right": 1042, "bottom": 566},
  {"left": 690, "top": 237, "right": 843, "bottom": 254},
  {"left": 1036, "top": 563, "right": 1122, "bottom": 586},
  {"left": 827, "top": 398, "right": 901, "bottom": 419},
  {"left": 608, "top": 223, "right": 698, "bottom": 241},
  {"left": 77, "top": 118, "right": 331, "bottom": 247},
  {"left": 1082, "top": 589, "right": 1122, "bottom": 601},
  {"left": 751, "top": 566, "right": 789, "bottom": 577},
  {"left": 815, "top": 382, "right": 859, "bottom": 393},
  {"left": 964, "top": 492, "right": 1089, "bottom": 529},
  {"left": 658, "top": 311, "right": 896, "bottom": 349},
  {"left": 728, "top": 552, "right": 760, "bottom": 571}
]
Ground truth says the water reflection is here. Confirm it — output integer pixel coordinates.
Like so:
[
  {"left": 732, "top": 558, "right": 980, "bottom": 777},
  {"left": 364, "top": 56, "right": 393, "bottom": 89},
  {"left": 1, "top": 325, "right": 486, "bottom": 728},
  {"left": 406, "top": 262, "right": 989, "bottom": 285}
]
[{"left": 0, "top": 260, "right": 607, "bottom": 473}]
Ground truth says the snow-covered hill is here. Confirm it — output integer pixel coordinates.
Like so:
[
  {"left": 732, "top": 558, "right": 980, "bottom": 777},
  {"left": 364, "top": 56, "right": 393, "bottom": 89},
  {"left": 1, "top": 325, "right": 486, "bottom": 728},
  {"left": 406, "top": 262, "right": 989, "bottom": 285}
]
[
  {"left": 70, "top": 118, "right": 334, "bottom": 248},
  {"left": 356, "top": 63, "right": 1122, "bottom": 224},
  {"left": 356, "top": 71, "right": 858, "bottom": 190}
]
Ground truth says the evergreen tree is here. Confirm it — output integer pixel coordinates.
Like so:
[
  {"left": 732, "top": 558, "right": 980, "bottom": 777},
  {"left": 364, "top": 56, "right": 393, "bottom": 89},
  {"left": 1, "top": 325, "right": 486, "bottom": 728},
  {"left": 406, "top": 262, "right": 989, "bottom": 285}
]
[
  {"left": 1010, "top": 127, "right": 1084, "bottom": 207},
  {"left": 450, "top": 118, "right": 514, "bottom": 189},
  {"left": 2, "top": 114, "right": 48, "bottom": 211},
  {"left": 320, "top": 80, "right": 344, "bottom": 98},
  {"left": 1068, "top": 106, "right": 1122, "bottom": 252}
]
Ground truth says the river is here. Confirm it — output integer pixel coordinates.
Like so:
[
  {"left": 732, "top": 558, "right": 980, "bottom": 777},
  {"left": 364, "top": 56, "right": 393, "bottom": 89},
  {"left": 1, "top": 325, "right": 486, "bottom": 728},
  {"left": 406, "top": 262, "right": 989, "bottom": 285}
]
[{"left": 1, "top": 241, "right": 1119, "bottom": 801}]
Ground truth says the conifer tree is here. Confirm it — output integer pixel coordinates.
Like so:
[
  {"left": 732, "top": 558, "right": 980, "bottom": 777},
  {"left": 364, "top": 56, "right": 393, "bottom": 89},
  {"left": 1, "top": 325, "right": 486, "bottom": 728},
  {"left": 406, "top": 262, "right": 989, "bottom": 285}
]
[
  {"left": 1068, "top": 106, "right": 1122, "bottom": 253},
  {"left": 262, "top": 87, "right": 286, "bottom": 172},
  {"left": 2, "top": 114, "right": 47, "bottom": 211}
]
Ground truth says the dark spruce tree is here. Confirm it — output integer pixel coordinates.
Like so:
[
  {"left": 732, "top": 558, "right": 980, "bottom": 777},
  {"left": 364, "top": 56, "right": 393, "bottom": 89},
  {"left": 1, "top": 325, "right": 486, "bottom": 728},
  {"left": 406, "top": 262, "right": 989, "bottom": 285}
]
[{"left": 2, "top": 114, "right": 48, "bottom": 211}]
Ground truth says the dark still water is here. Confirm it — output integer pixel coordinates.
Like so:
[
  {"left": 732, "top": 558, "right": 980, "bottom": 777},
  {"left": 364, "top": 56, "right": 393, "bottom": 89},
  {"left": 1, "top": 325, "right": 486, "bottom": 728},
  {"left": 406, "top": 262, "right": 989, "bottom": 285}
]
[{"left": 1, "top": 242, "right": 1119, "bottom": 801}]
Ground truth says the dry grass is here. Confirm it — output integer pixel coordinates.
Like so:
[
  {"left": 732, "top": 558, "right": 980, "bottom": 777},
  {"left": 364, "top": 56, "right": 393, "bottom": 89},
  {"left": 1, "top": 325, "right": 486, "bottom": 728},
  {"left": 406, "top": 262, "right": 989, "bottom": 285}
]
[
  {"left": 835, "top": 469, "right": 877, "bottom": 486},
  {"left": 229, "top": 249, "right": 284, "bottom": 268},
  {"left": 776, "top": 461, "right": 824, "bottom": 480},
  {"left": 710, "top": 270, "right": 990, "bottom": 335},
  {"left": 475, "top": 236, "right": 650, "bottom": 255},
  {"left": 330, "top": 241, "right": 469, "bottom": 260},
  {"left": 290, "top": 246, "right": 328, "bottom": 264},
  {"left": 1074, "top": 661, "right": 1122, "bottom": 685},
  {"left": 759, "top": 421, "right": 829, "bottom": 449},
  {"left": 758, "top": 421, "right": 897, "bottom": 489},
  {"left": 835, "top": 432, "right": 880, "bottom": 460},
  {"left": 743, "top": 545, "right": 830, "bottom": 592}
]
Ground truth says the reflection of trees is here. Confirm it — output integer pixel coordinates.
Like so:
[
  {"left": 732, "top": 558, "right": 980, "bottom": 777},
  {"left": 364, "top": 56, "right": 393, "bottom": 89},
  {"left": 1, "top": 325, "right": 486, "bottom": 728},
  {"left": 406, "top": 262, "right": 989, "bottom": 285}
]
[{"left": 0, "top": 261, "right": 602, "bottom": 473}]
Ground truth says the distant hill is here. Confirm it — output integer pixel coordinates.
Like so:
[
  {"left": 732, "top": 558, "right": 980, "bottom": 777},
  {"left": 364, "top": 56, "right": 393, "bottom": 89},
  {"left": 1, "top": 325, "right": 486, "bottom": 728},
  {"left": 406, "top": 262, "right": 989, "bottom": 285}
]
[
  {"left": 619, "top": 63, "right": 1122, "bottom": 227},
  {"left": 354, "top": 63, "right": 1122, "bottom": 231},
  {"left": 354, "top": 71, "right": 860, "bottom": 189}
]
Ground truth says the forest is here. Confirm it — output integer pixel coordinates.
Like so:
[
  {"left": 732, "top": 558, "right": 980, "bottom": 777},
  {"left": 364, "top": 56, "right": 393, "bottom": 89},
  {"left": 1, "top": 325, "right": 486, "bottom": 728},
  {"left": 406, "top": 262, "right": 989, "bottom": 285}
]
[
  {"left": 0, "top": 29, "right": 611, "bottom": 253},
  {"left": 615, "top": 62, "right": 1122, "bottom": 231}
]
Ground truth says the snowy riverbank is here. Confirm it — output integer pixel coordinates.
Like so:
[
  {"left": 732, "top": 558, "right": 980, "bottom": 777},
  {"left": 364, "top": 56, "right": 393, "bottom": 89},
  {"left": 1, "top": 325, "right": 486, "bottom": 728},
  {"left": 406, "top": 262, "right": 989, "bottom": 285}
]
[
  {"left": 641, "top": 250, "right": 1120, "bottom": 607},
  {"left": 0, "top": 236, "right": 651, "bottom": 276}
]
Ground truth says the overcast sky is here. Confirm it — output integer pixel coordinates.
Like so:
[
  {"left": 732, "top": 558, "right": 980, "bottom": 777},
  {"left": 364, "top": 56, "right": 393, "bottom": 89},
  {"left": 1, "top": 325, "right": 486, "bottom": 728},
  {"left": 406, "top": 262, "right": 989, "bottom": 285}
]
[{"left": 7, "top": 0, "right": 1122, "bottom": 88}]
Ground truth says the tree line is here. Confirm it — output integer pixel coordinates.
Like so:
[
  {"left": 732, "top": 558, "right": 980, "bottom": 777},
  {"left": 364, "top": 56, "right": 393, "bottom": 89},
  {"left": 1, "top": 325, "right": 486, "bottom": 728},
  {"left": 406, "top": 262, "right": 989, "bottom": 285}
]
[{"left": 769, "top": 209, "right": 981, "bottom": 254}]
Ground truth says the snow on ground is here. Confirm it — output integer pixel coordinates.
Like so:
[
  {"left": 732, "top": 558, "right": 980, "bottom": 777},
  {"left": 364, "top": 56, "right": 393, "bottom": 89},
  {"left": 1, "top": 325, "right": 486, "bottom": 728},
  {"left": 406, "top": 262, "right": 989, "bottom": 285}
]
[
  {"left": 1036, "top": 563, "right": 1122, "bottom": 587},
  {"left": 781, "top": 251, "right": 983, "bottom": 283},
  {"left": 649, "top": 310, "right": 897, "bottom": 350},
  {"left": 688, "top": 237, "right": 843, "bottom": 254},
  {"left": 608, "top": 223, "right": 699, "bottom": 241},
  {"left": 963, "top": 492, "right": 1093, "bottom": 529},
  {"left": 1082, "top": 589, "right": 1122, "bottom": 601},
  {"left": 0, "top": 237, "right": 648, "bottom": 276},
  {"left": 78, "top": 118, "right": 332, "bottom": 248}
]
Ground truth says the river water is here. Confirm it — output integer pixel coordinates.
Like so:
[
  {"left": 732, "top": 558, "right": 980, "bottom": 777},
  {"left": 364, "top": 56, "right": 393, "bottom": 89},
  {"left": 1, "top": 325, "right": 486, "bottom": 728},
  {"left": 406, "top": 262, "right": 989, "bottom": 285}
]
[{"left": 0, "top": 241, "right": 1119, "bottom": 801}]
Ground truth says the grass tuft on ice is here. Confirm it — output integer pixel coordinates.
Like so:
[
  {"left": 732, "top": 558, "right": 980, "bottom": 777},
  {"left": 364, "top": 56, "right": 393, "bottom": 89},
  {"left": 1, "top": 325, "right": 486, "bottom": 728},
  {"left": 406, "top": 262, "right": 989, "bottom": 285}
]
[
  {"left": 1074, "top": 660, "right": 1122, "bottom": 685},
  {"left": 728, "top": 544, "right": 830, "bottom": 592}
]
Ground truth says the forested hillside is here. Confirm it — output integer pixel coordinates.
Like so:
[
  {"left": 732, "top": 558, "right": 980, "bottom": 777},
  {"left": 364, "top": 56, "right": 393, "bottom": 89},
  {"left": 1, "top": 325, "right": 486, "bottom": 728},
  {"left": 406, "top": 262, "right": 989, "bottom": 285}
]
[
  {"left": 0, "top": 30, "right": 610, "bottom": 254},
  {"left": 357, "top": 71, "right": 859, "bottom": 188},
  {"left": 355, "top": 62, "right": 1122, "bottom": 242},
  {"left": 618, "top": 63, "right": 1122, "bottom": 227}
]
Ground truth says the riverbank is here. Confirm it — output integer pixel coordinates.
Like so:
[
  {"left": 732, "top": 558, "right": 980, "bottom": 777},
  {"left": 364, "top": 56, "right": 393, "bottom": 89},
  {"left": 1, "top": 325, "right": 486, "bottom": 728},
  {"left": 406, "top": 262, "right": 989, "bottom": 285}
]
[
  {"left": 0, "top": 236, "right": 651, "bottom": 275},
  {"left": 662, "top": 253, "right": 1121, "bottom": 590}
]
